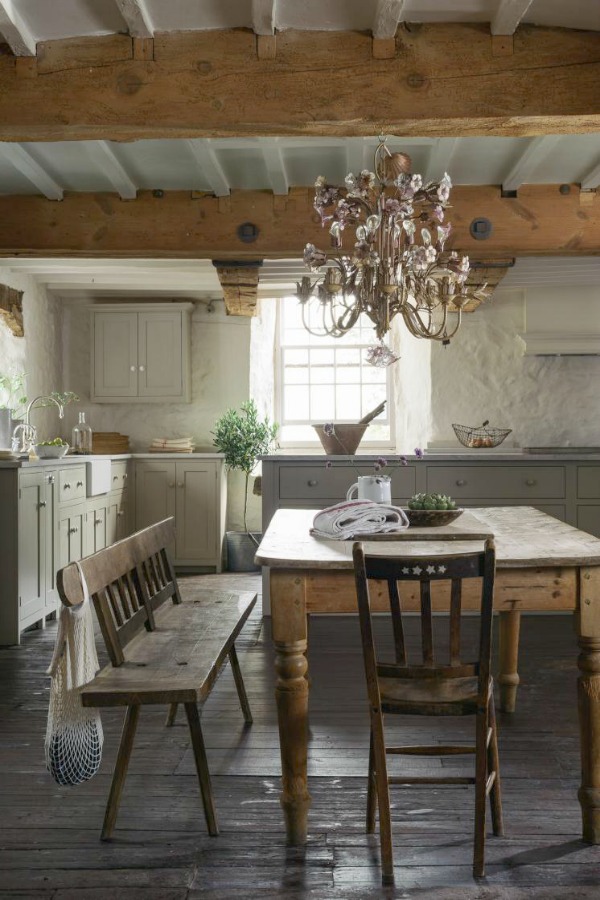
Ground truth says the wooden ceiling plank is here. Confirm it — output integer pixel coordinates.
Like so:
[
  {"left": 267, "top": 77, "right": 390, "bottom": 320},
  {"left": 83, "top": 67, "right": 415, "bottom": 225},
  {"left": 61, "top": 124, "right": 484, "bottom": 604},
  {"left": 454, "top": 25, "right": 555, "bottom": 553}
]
[
  {"left": 424, "top": 138, "right": 459, "bottom": 185},
  {"left": 114, "top": 0, "right": 154, "bottom": 39},
  {"left": 0, "top": 0, "right": 36, "bottom": 56},
  {"left": 262, "top": 138, "right": 289, "bottom": 195},
  {"left": 85, "top": 141, "right": 137, "bottom": 199},
  {"left": 252, "top": 0, "right": 276, "bottom": 36},
  {"left": 491, "top": 0, "right": 534, "bottom": 35},
  {"left": 187, "top": 139, "right": 230, "bottom": 197},
  {"left": 373, "top": 0, "right": 406, "bottom": 39},
  {"left": 581, "top": 158, "right": 600, "bottom": 192},
  {"left": 502, "top": 135, "right": 563, "bottom": 192},
  {"left": 0, "top": 184, "right": 599, "bottom": 259},
  {"left": 0, "top": 25, "right": 599, "bottom": 140},
  {"left": 0, "top": 143, "right": 63, "bottom": 200}
]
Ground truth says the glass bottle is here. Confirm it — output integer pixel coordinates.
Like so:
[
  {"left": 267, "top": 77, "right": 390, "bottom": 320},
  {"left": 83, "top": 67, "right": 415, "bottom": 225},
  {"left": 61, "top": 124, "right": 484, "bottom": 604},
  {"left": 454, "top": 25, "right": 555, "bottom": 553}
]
[{"left": 72, "top": 411, "right": 93, "bottom": 455}]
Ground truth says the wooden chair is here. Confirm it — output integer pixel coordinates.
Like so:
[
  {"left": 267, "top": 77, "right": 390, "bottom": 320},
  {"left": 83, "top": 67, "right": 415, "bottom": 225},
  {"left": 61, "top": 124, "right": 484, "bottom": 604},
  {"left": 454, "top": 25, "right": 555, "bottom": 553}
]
[{"left": 352, "top": 537, "right": 503, "bottom": 884}]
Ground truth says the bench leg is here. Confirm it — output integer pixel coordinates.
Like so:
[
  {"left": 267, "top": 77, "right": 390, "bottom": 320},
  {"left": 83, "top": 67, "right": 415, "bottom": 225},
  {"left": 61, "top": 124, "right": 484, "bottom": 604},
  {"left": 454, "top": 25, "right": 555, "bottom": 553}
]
[
  {"left": 229, "top": 644, "right": 253, "bottom": 725},
  {"left": 101, "top": 704, "right": 140, "bottom": 841},
  {"left": 165, "top": 702, "right": 178, "bottom": 727},
  {"left": 184, "top": 702, "right": 219, "bottom": 836}
]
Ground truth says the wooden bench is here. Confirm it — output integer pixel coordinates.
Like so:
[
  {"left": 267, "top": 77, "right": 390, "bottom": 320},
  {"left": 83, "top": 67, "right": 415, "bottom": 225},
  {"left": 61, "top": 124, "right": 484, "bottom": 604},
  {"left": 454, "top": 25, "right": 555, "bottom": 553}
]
[{"left": 57, "top": 517, "right": 257, "bottom": 840}]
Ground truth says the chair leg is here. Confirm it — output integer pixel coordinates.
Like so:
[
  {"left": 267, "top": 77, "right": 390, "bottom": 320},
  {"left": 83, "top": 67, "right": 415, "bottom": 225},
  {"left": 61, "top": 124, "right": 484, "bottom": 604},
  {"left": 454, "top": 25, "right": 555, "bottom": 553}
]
[
  {"left": 371, "top": 711, "right": 394, "bottom": 885},
  {"left": 228, "top": 644, "right": 253, "bottom": 724},
  {"left": 101, "top": 704, "right": 140, "bottom": 841},
  {"left": 473, "top": 705, "right": 489, "bottom": 878},
  {"left": 366, "top": 726, "right": 377, "bottom": 833},
  {"left": 487, "top": 693, "right": 504, "bottom": 836},
  {"left": 165, "top": 702, "right": 178, "bottom": 727},
  {"left": 184, "top": 701, "right": 219, "bottom": 836}
]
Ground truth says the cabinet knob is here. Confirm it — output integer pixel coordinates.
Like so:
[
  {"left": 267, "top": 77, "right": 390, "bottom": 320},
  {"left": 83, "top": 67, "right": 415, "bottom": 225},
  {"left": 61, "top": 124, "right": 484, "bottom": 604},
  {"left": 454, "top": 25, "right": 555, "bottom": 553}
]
[
  {"left": 113, "top": 475, "right": 119, "bottom": 481},
  {"left": 117, "top": 511, "right": 124, "bottom": 517},
  {"left": 456, "top": 479, "right": 467, "bottom": 487},
  {"left": 168, "top": 482, "right": 175, "bottom": 488},
  {"left": 139, "top": 365, "right": 145, "bottom": 372},
  {"left": 68, "top": 526, "right": 78, "bottom": 534},
  {"left": 525, "top": 478, "right": 537, "bottom": 487},
  {"left": 177, "top": 482, "right": 184, "bottom": 488},
  {"left": 123, "top": 473, "right": 128, "bottom": 480},
  {"left": 130, "top": 365, "right": 136, "bottom": 372},
  {"left": 94, "top": 518, "right": 102, "bottom": 526},
  {"left": 307, "top": 479, "right": 318, "bottom": 487},
  {"left": 46, "top": 475, "right": 54, "bottom": 484},
  {"left": 38, "top": 501, "right": 47, "bottom": 508}
]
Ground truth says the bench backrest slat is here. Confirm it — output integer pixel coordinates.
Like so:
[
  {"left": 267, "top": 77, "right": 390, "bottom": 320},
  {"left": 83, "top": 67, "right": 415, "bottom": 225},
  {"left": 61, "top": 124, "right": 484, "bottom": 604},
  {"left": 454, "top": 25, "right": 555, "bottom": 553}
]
[{"left": 57, "top": 517, "right": 181, "bottom": 667}]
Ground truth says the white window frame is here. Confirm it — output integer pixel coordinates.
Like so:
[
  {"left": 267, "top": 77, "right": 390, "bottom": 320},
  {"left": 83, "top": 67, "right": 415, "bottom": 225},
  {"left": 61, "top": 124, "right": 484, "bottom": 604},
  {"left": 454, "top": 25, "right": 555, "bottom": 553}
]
[{"left": 274, "top": 298, "right": 395, "bottom": 450}]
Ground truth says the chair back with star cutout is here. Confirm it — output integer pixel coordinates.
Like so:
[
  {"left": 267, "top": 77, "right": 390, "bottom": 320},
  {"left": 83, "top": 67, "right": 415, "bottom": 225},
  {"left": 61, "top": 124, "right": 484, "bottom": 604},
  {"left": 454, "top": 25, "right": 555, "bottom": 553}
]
[{"left": 352, "top": 538, "right": 496, "bottom": 695}]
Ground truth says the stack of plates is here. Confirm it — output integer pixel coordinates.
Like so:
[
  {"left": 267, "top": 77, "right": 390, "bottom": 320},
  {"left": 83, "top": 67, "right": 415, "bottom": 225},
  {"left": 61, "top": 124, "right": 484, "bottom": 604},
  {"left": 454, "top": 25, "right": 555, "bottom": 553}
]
[{"left": 0, "top": 448, "right": 17, "bottom": 460}]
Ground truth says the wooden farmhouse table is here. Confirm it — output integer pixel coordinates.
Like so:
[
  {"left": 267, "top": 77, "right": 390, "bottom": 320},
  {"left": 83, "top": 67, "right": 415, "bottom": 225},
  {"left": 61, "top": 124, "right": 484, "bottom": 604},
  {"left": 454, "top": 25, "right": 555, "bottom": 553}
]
[{"left": 255, "top": 506, "right": 600, "bottom": 847}]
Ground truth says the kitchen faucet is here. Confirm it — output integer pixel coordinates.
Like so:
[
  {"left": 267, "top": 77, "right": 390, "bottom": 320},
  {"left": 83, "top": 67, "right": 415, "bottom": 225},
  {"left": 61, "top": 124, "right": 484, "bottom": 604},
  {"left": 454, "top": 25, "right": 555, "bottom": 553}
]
[{"left": 12, "top": 395, "right": 65, "bottom": 454}]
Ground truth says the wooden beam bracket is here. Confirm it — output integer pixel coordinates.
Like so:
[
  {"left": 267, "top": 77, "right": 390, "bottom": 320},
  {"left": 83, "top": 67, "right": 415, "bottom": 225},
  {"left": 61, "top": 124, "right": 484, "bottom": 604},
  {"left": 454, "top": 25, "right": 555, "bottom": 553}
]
[{"left": 257, "top": 34, "right": 277, "bottom": 59}]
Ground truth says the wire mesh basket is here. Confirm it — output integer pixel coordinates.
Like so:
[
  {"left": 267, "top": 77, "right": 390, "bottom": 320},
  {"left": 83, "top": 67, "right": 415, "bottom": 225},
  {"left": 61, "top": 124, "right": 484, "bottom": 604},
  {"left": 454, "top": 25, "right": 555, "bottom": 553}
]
[{"left": 452, "top": 420, "right": 512, "bottom": 449}]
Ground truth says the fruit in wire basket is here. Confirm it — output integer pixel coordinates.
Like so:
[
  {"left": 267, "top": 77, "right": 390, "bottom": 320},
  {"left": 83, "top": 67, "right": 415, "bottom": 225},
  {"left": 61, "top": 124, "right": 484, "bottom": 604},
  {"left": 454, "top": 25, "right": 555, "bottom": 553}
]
[
  {"left": 452, "top": 419, "right": 511, "bottom": 449},
  {"left": 408, "top": 493, "right": 457, "bottom": 511}
]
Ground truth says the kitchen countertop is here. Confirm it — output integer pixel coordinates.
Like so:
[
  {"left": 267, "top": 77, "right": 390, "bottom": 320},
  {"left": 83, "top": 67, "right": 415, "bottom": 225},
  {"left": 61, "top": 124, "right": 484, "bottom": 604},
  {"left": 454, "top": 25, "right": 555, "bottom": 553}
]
[
  {"left": 261, "top": 452, "right": 600, "bottom": 462},
  {"left": 0, "top": 452, "right": 225, "bottom": 469}
]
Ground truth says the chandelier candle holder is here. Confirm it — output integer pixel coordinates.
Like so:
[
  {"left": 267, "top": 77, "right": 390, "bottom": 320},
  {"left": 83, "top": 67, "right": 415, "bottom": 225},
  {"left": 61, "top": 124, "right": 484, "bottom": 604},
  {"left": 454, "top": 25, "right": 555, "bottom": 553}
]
[{"left": 296, "top": 136, "right": 489, "bottom": 363}]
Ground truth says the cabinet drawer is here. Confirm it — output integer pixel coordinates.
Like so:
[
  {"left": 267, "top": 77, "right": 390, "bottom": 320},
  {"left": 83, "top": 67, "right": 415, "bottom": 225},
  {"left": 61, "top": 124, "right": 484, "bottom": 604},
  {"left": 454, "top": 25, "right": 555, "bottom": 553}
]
[
  {"left": 426, "top": 466, "right": 565, "bottom": 499},
  {"left": 577, "top": 467, "right": 600, "bottom": 499},
  {"left": 110, "top": 460, "right": 129, "bottom": 492},
  {"left": 58, "top": 465, "right": 86, "bottom": 503},
  {"left": 279, "top": 465, "right": 416, "bottom": 501}
]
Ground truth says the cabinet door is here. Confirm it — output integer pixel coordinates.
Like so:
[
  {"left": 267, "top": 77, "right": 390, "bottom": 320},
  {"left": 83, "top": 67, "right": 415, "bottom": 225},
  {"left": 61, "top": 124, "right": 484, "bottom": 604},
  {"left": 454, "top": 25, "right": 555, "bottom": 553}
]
[
  {"left": 138, "top": 311, "right": 186, "bottom": 399},
  {"left": 135, "top": 461, "right": 176, "bottom": 530},
  {"left": 18, "top": 471, "right": 45, "bottom": 626},
  {"left": 175, "top": 461, "right": 217, "bottom": 562},
  {"left": 44, "top": 471, "right": 59, "bottom": 613},
  {"left": 87, "top": 500, "right": 109, "bottom": 555},
  {"left": 107, "top": 491, "right": 130, "bottom": 544},
  {"left": 93, "top": 311, "right": 138, "bottom": 399},
  {"left": 58, "top": 505, "right": 86, "bottom": 570}
]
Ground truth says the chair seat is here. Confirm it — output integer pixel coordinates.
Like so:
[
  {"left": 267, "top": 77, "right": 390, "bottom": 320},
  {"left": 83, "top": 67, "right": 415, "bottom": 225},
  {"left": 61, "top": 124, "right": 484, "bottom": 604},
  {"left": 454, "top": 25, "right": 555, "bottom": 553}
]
[{"left": 379, "top": 674, "right": 482, "bottom": 715}]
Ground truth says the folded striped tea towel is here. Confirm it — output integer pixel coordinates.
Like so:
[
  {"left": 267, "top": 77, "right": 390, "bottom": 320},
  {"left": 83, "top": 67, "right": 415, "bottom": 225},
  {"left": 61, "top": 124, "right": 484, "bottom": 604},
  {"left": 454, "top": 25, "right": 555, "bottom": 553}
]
[{"left": 310, "top": 500, "right": 410, "bottom": 540}]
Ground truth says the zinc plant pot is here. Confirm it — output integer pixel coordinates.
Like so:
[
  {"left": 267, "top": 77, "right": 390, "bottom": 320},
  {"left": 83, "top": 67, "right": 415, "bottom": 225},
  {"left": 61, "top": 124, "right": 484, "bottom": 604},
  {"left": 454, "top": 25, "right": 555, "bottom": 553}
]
[{"left": 225, "top": 531, "right": 262, "bottom": 573}]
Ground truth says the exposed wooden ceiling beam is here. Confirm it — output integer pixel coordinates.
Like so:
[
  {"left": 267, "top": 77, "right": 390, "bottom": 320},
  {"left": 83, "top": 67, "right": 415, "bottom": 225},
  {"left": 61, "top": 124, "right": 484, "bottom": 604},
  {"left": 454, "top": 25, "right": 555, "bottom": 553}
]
[
  {"left": 187, "top": 139, "right": 230, "bottom": 197},
  {"left": 0, "top": 25, "right": 598, "bottom": 140},
  {"left": 114, "top": 1, "right": 154, "bottom": 39},
  {"left": 0, "top": 185, "right": 598, "bottom": 259},
  {"left": 0, "top": 143, "right": 63, "bottom": 199},
  {"left": 0, "top": 0, "right": 36, "bottom": 56},
  {"left": 491, "top": 0, "right": 534, "bottom": 35},
  {"left": 213, "top": 261, "right": 262, "bottom": 316},
  {"left": 373, "top": 0, "right": 406, "bottom": 39},
  {"left": 502, "top": 135, "right": 562, "bottom": 192},
  {"left": 252, "top": 0, "right": 276, "bottom": 35},
  {"left": 85, "top": 141, "right": 137, "bottom": 199}
]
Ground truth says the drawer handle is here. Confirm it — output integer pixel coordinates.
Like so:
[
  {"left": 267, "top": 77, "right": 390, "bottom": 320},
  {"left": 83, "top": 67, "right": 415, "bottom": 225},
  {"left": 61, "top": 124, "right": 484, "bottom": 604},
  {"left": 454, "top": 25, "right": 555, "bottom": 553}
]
[
  {"left": 94, "top": 518, "right": 102, "bottom": 526},
  {"left": 77, "top": 481, "right": 84, "bottom": 487},
  {"left": 113, "top": 475, "right": 119, "bottom": 481},
  {"left": 130, "top": 365, "right": 136, "bottom": 372},
  {"left": 168, "top": 482, "right": 175, "bottom": 488},
  {"left": 68, "top": 526, "right": 78, "bottom": 534},
  {"left": 525, "top": 478, "right": 537, "bottom": 487},
  {"left": 123, "top": 473, "right": 128, "bottom": 480},
  {"left": 46, "top": 475, "right": 54, "bottom": 484},
  {"left": 177, "top": 482, "right": 184, "bottom": 488},
  {"left": 38, "top": 501, "right": 47, "bottom": 508},
  {"left": 455, "top": 479, "right": 467, "bottom": 487},
  {"left": 139, "top": 365, "right": 145, "bottom": 372},
  {"left": 307, "top": 479, "right": 318, "bottom": 487},
  {"left": 63, "top": 483, "right": 71, "bottom": 490}
]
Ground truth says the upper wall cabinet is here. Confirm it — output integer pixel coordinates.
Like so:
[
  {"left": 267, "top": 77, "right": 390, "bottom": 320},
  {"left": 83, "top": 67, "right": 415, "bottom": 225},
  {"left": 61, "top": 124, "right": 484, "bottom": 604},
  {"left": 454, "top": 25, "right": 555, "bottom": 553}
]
[{"left": 91, "top": 303, "right": 192, "bottom": 403}]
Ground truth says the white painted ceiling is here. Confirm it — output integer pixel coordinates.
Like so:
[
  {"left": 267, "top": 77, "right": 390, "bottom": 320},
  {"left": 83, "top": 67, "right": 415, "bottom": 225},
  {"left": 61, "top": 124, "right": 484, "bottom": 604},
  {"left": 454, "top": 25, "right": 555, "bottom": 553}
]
[{"left": 0, "top": 1, "right": 599, "bottom": 297}]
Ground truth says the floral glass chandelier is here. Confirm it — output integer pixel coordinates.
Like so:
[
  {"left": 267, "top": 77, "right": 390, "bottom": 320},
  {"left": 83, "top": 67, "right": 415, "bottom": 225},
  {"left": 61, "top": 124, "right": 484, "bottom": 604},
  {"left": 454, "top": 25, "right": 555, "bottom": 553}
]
[{"left": 295, "top": 136, "right": 488, "bottom": 365}]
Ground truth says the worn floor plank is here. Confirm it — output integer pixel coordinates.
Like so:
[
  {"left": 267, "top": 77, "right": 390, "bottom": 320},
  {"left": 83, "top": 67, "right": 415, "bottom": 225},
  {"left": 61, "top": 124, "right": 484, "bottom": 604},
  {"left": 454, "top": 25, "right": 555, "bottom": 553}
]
[{"left": 0, "top": 572, "right": 599, "bottom": 898}]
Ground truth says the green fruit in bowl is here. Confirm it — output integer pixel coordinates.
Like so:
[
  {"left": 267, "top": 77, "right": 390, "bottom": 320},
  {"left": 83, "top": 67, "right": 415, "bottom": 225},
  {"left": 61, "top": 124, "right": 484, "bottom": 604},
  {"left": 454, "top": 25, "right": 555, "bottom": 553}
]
[
  {"left": 408, "top": 492, "right": 457, "bottom": 511},
  {"left": 38, "top": 438, "right": 68, "bottom": 446}
]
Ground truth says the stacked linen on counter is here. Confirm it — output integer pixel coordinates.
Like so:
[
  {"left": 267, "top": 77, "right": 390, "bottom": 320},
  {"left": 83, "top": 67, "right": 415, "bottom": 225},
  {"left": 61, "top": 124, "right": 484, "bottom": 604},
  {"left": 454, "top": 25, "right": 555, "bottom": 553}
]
[
  {"left": 310, "top": 500, "right": 409, "bottom": 540},
  {"left": 148, "top": 437, "right": 195, "bottom": 454}
]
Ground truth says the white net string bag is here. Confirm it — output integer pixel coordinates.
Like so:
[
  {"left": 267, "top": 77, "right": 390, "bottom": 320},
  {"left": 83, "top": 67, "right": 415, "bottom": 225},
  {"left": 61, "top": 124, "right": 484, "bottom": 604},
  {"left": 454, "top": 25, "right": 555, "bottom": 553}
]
[{"left": 45, "top": 563, "right": 104, "bottom": 785}]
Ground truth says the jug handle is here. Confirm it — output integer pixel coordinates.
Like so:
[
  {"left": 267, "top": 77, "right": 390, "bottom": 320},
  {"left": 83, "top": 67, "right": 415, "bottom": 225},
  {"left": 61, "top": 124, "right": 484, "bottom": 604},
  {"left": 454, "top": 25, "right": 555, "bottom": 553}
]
[{"left": 346, "top": 482, "right": 358, "bottom": 501}]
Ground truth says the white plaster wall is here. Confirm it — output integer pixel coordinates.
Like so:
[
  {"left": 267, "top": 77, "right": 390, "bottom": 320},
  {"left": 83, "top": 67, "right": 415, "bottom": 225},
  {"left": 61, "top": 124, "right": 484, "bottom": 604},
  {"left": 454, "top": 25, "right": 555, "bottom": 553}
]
[
  {"left": 390, "top": 318, "right": 432, "bottom": 453},
  {"left": 61, "top": 299, "right": 256, "bottom": 530},
  {"left": 430, "top": 288, "right": 600, "bottom": 447},
  {"left": 0, "top": 268, "right": 63, "bottom": 437}
]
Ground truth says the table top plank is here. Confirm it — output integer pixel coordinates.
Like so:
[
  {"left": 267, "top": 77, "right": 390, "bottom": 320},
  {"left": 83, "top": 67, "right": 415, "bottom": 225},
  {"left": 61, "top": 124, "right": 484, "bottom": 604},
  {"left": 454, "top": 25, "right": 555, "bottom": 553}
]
[{"left": 255, "top": 507, "right": 600, "bottom": 569}]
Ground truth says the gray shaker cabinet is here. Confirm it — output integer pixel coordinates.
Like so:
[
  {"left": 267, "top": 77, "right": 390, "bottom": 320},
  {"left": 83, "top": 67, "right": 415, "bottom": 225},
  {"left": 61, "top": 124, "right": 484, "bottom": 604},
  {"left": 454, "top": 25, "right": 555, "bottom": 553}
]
[{"left": 91, "top": 303, "right": 192, "bottom": 403}]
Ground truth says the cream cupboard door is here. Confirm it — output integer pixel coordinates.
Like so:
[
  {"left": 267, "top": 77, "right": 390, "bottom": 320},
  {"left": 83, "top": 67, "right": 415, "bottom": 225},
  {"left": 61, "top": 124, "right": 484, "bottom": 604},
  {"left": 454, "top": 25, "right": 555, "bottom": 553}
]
[
  {"left": 18, "top": 471, "right": 45, "bottom": 627},
  {"left": 93, "top": 311, "right": 138, "bottom": 399},
  {"left": 175, "top": 461, "right": 218, "bottom": 562},
  {"left": 43, "top": 471, "right": 59, "bottom": 614},
  {"left": 135, "top": 461, "right": 177, "bottom": 530},
  {"left": 58, "top": 505, "right": 86, "bottom": 569},
  {"left": 138, "top": 311, "right": 185, "bottom": 399}
]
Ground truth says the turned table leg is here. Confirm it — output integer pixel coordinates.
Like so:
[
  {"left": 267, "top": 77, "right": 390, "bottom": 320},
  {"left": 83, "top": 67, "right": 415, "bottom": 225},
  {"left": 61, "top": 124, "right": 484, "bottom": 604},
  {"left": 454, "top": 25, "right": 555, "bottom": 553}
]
[
  {"left": 498, "top": 609, "right": 521, "bottom": 713},
  {"left": 577, "top": 567, "right": 600, "bottom": 844},
  {"left": 271, "top": 570, "right": 311, "bottom": 844}
]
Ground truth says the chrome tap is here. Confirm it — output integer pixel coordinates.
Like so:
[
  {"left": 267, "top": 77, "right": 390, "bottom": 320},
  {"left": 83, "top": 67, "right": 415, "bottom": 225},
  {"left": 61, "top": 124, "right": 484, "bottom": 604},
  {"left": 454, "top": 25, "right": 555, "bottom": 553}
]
[{"left": 12, "top": 395, "right": 65, "bottom": 453}]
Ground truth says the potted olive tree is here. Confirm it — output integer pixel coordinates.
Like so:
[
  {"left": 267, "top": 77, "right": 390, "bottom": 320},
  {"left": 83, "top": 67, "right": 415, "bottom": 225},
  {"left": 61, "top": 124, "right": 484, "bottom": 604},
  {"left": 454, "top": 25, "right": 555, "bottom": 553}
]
[{"left": 212, "top": 400, "right": 278, "bottom": 571}]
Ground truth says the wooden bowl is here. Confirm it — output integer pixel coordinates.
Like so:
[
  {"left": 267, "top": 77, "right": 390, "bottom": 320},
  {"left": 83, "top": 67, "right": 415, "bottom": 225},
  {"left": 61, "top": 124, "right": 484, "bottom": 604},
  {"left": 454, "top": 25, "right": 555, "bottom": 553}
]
[
  {"left": 404, "top": 507, "right": 464, "bottom": 527},
  {"left": 313, "top": 423, "right": 368, "bottom": 455}
]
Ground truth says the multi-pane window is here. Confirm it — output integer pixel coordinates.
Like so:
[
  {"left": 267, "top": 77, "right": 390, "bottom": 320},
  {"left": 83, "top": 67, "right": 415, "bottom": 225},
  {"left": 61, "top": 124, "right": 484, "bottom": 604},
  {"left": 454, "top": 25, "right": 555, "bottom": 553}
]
[{"left": 276, "top": 298, "right": 392, "bottom": 445}]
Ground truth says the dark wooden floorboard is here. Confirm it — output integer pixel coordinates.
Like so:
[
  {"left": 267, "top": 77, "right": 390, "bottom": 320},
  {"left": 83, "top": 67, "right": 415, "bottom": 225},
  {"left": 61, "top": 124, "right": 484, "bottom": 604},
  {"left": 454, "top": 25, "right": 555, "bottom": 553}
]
[{"left": 1, "top": 571, "right": 599, "bottom": 897}]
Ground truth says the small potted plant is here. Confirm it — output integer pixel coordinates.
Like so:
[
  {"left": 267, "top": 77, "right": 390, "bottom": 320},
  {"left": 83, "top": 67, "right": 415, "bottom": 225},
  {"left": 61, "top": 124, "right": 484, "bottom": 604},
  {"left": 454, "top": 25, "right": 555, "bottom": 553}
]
[{"left": 212, "top": 400, "right": 278, "bottom": 571}]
